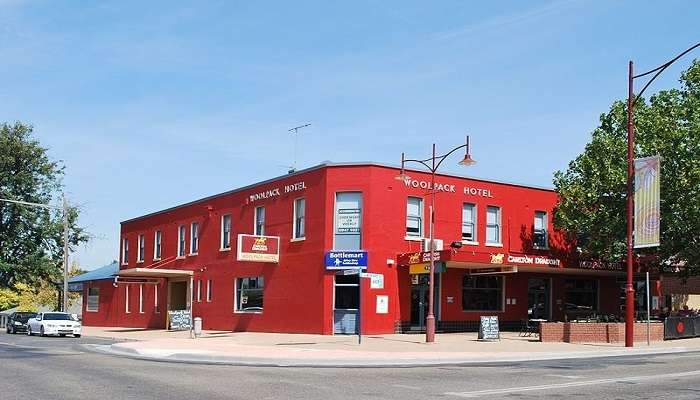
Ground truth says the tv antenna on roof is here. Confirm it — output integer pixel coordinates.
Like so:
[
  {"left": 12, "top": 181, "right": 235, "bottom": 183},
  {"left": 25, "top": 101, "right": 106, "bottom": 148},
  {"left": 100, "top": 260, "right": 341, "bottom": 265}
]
[{"left": 288, "top": 123, "right": 311, "bottom": 173}]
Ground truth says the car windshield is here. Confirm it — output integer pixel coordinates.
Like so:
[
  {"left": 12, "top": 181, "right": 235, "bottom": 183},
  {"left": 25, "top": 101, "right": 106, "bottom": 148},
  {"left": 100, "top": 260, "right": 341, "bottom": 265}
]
[
  {"left": 14, "top": 313, "right": 36, "bottom": 323},
  {"left": 42, "top": 313, "right": 73, "bottom": 321}
]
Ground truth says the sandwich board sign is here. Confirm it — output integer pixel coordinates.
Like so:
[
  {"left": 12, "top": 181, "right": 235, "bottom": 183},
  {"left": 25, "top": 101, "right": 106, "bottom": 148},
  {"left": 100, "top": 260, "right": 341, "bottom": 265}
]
[{"left": 478, "top": 315, "right": 500, "bottom": 340}]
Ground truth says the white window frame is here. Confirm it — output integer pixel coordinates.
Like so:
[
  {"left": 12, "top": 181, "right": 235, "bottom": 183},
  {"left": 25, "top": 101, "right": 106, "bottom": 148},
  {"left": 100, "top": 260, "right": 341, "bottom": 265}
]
[
  {"left": 292, "top": 197, "right": 306, "bottom": 240},
  {"left": 485, "top": 205, "right": 502, "bottom": 246},
  {"left": 534, "top": 211, "right": 549, "bottom": 249},
  {"left": 154, "top": 285, "right": 160, "bottom": 314},
  {"left": 207, "top": 279, "right": 212, "bottom": 302},
  {"left": 154, "top": 230, "right": 162, "bottom": 260},
  {"left": 221, "top": 214, "right": 231, "bottom": 250},
  {"left": 190, "top": 222, "right": 199, "bottom": 255},
  {"left": 254, "top": 206, "right": 265, "bottom": 236},
  {"left": 405, "top": 196, "right": 423, "bottom": 239},
  {"left": 125, "top": 285, "right": 131, "bottom": 313},
  {"left": 197, "top": 280, "right": 202, "bottom": 302},
  {"left": 86, "top": 286, "right": 99, "bottom": 312},
  {"left": 122, "top": 238, "right": 129, "bottom": 265},
  {"left": 462, "top": 203, "right": 478, "bottom": 244},
  {"left": 137, "top": 234, "right": 145, "bottom": 263},
  {"left": 139, "top": 284, "right": 144, "bottom": 314},
  {"left": 177, "top": 225, "right": 186, "bottom": 258}
]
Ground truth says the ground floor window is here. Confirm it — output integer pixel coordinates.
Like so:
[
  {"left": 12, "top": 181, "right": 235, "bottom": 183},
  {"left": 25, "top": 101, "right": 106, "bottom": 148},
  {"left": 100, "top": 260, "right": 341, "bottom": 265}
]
[
  {"left": 564, "top": 279, "right": 598, "bottom": 314},
  {"left": 334, "top": 274, "right": 359, "bottom": 310},
  {"left": 87, "top": 287, "right": 99, "bottom": 312},
  {"left": 462, "top": 275, "right": 503, "bottom": 311},
  {"left": 235, "top": 277, "right": 264, "bottom": 312}
]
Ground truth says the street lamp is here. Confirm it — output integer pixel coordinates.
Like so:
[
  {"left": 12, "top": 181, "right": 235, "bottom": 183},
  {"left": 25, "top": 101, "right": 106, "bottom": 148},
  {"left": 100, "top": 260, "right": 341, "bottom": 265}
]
[
  {"left": 0, "top": 195, "right": 71, "bottom": 312},
  {"left": 396, "top": 136, "right": 476, "bottom": 343},
  {"left": 624, "top": 41, "right": 700, "bottom": 347}
]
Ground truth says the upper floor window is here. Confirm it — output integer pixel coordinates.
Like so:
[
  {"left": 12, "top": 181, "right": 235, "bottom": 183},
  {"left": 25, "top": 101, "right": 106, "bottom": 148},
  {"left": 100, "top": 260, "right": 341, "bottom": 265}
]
[
  {"left": 486, "top": 206, "right": 501, "bottom": 245},
  {"left": 178, "top": 225, "right": 186, "bottom": 257},
  {"left": 406, "top": 197, "right": 423, "bottom": 237},
  {"left": 137, "top": 234, "right": 145, "bottom": 262},
  {"left": 462, "top": 203, "right": 477, "bottom": 242},
  {"left": 221, "top": 214, "right": 231, "bottom": 249},
  {"left": 293, "top": 198, "right": 305, "bottom": 239},
  {"left": 190, "top": 222, "right": 199, "bottom": 254},
  {"left": 534, "top": 211, "right": 548, "bottom": 248},
  {"left": 154, "top": 230, "right": 162, "bottom": 260},
  {"left": 122, "top": 238, "right": 129, "bottom": 265},
  {"left": 254, "top": 206, "right": 265, "bottom": 236}
]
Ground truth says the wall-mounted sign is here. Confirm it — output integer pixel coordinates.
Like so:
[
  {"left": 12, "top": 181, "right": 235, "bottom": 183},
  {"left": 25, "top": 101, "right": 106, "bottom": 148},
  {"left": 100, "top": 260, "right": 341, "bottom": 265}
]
[
  {"left": 247, "top": 181, "right": 306, "bottom": 203},
  {"left": 403, "top": 179, "right": 495, "bottom": 198},
  {"left": 397, "top": 250, "right": 447, "bottom": 266},
  {"left": 408, "top": 262, "right": 447, "bottom": 275},
  {"left": 360, "top": 272, "right": 383, "bottom": 289},
  {"left": 336, "top": 209, "right": 361, "bottom": 233},
  {"left": 577, "top": 260, "right": 623, "bottom": 271},
  {"left": 489, "top": 253, "right": 561, "bottom": 267},
  {"left": 325, "top": 251, "right": 368, "bottom": 270},
  {"left": 376, "top": 295, "right": 389, "bottom": 314},
  {"left": 237, "top": 234, "right": 280, "bottom": 263}
]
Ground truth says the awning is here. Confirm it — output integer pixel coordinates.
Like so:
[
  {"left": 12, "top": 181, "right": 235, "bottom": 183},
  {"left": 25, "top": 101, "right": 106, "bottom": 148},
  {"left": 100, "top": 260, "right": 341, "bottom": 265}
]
[{"left": 118, "top": 268, "right": 193, "bottom": 279}]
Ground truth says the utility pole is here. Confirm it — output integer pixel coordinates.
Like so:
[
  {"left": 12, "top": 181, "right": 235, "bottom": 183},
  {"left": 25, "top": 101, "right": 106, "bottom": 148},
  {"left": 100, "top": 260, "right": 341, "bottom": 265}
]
[
  {"left": 288, "top": 123, "right": 311, "bottom": 173},
  {"left": 62, "top": 195, "right": 70, "bottom": 313}
]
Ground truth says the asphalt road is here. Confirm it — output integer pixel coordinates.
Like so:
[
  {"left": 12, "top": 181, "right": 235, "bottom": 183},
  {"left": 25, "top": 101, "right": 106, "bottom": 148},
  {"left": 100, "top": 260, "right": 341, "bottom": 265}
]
[{"left": 2, "top": 332, "right": 700, "bottom": 399}]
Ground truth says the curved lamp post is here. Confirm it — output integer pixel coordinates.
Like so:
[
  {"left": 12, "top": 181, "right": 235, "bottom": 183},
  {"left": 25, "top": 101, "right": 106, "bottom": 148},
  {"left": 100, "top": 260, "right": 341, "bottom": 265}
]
[
  {"left": 625, "top": 41, "right": 700, "bottom": 347},
  {"left": 395, "top": 137, "right": 476, "bottom": 343}
]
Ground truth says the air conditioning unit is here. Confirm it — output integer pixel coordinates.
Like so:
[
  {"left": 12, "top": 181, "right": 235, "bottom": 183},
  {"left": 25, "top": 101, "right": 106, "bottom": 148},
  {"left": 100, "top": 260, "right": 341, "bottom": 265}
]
[{"left": 422, "top": 239, "right": 443, "bottom": 252}]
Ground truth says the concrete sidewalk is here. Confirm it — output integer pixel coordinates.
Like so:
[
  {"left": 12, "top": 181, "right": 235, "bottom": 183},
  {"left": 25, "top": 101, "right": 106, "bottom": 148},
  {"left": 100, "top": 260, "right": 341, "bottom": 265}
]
[{"left": 81, "top": 327, "right": 700, "bottom": 367}]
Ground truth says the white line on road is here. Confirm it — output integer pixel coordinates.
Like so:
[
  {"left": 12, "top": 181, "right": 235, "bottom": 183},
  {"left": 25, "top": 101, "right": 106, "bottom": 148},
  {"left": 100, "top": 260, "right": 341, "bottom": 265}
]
[
  {"left": 545, "top": 374, "right": 586, "bottom": 379},
  {"left": 445, "top": 369, "right": 700, "bottom": 398}
]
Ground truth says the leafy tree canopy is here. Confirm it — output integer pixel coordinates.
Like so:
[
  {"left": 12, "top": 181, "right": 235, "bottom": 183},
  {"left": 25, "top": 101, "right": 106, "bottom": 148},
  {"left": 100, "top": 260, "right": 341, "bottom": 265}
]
[
  {"left": 0, "top": 122, "right": 88, "bottom": 288},
  {"left": 553, "top": 60, "right": 700, "bottom": 275}
]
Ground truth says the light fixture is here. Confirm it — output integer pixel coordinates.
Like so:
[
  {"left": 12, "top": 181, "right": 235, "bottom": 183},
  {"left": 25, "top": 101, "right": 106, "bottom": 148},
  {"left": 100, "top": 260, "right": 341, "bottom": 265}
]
[
  {"left": 458, "top": 136, "right": 476, "bottom": 166},
  {"left": 394, "top": 152, "right": 411, "bottom": 181}
]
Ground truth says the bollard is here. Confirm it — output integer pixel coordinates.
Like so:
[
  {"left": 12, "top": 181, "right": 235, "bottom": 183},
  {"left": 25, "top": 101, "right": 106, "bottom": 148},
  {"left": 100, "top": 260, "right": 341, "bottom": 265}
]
[{"left": 194, "top": 317, "right": 202, "bottom": 338}]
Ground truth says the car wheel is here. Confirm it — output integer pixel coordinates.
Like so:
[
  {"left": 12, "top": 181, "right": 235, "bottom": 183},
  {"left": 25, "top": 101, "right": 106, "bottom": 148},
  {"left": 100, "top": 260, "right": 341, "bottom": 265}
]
[
  {"left": 10, "top": 326, "right": 15, "bottom": 334},
  {"left": 27, "top": 327, "right": 32, "bottom": 336},
  {"left": 40, "top": 326, "right": 45, "bottom": 337},
  {"left": 74, "top": 334, "right": 81, "bottom": 338},
  {"left": 59, "top": 334, "right": 66, "bottom": 337}
]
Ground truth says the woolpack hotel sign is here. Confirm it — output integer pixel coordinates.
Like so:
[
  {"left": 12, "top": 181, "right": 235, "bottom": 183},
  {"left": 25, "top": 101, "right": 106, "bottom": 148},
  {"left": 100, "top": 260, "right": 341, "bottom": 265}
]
[{"left": 237, "top": 234, "right": 280, "bottom": 263}]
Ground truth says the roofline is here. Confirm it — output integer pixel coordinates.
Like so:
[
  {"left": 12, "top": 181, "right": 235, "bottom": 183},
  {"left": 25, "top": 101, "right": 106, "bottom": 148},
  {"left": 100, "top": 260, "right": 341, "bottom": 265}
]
[{"left": 121, "top": 161, "right": 554, "bottom": 225}]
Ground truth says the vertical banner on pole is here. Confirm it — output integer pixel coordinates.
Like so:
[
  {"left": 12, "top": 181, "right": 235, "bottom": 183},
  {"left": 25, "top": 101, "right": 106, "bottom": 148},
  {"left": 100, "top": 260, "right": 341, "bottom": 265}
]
[{"left": 634, "top": 156, "right": 661, "bottom": 248}]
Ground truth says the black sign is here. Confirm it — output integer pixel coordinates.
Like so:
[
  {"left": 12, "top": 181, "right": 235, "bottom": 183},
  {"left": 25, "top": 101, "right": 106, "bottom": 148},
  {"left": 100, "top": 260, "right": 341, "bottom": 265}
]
[
  {"left": 478, "top": 315, "right": 500, "bottom": 340},
  {"left": 168, "top": 310, "right": 192, "bottom": 331}
]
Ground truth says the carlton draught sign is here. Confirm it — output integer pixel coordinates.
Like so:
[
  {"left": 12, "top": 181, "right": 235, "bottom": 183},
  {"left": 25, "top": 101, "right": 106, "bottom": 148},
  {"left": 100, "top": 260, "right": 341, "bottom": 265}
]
[{"left": 237, "top": 234, "right": 280, "bottom": 263}]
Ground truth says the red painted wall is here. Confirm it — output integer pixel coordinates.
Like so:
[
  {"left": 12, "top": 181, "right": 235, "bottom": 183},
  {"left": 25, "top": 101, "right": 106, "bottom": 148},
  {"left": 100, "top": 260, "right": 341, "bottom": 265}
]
[{"left": 84, "top": 163, "right": 625, "bottom": 334}]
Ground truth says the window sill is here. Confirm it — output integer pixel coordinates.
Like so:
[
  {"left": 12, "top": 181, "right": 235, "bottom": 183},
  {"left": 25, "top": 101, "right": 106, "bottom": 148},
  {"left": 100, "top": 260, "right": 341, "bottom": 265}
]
[
  {"left": 189, "top": 253, "right": 198, "bottom": 257},
  {"left": 136, "top": 260, "right": 144, "bottom": 264},
  {"left": 234, "top": 310, "right": 263, "bottom": 314},
  {"left": 220, "top": 247, "right": 231, "bottom": 252},
  {"left": 461, "top": 240, "right": 480, "bottom": 246},
  {"left": 290, "top": 237, "right": 306, "bottom": 242},
  {"left": 153, "top": 258, "right": 161, "bottom": 262},
  {"left": 176, "top": 256, "right": 186, "bottom": 260},
  {"left": 485, "top": 243, "right": 503, "bottom": 248},
  {"left": 404, "top": 236, "right": 423, "bottom": 242},
  {"left": 85, "top": 309, "right": 98, "bottom": 313}
]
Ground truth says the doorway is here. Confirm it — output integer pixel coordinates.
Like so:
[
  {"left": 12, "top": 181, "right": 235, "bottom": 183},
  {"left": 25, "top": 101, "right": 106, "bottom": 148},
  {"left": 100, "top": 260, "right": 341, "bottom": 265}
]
[
  {"left": 169, "top": 280, "right": 188, "bottom": 311},
  {"left": 410, "top": 274, "right": 440, "bottom": 330},
  {"left": 527, "top": 278, "right": 551, "bottom": 320}
]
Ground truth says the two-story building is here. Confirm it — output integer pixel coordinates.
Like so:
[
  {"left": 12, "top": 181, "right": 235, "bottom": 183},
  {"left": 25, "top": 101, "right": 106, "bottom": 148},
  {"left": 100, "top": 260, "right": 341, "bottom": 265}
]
[{"left": 80, "top": 162, "right": 646, "bottom": 334}]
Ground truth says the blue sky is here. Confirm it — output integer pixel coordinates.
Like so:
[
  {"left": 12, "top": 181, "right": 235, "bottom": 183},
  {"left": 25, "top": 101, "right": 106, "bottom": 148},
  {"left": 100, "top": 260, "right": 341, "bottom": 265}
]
[{"left": 1, "top": 1, "right": 698, "bottom": 269}]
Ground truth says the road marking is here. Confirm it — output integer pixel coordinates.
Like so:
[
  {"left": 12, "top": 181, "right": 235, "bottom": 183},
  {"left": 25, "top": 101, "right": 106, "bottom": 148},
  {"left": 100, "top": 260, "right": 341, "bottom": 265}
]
[
  {"left": 444, "top": 369, "right": 700, "bottom": 398},
  {"left": 545, "top": 374, "right": 586, "bottom": 379},
  {"left": 392, "top": 384, "right": 422, "bottom": 390}
]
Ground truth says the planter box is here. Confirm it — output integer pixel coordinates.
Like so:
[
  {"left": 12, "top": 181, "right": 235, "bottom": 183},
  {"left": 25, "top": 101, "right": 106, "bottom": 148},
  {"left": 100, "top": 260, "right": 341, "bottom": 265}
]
[{"left": 539, "top": 322, "right": 664, "bottom": 343}]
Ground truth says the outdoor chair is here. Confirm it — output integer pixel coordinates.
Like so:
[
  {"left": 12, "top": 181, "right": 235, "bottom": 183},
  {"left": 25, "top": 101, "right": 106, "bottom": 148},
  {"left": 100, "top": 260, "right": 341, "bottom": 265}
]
[{"left": 518, "top": 319, "right": 539, "bottom": 337}]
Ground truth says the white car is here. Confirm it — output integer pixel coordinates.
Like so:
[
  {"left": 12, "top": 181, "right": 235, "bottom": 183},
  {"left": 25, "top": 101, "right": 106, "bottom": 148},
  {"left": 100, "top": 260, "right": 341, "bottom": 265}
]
[{"left": 26, "top": 312, "right": 82, "bottom": 338}]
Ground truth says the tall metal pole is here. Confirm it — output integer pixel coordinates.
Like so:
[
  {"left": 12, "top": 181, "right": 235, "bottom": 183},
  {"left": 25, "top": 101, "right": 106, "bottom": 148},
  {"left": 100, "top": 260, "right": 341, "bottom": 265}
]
[
  {"left": 62, "top": 195, "right": 69, "bottom": 313},
  {"left": 426, "top": 144, "right": 437, "bottom": 343},
  {"left": 625, "top": 60, "right": 636, "bottom": 347},
  {"left": 646, "top": 271, "right": 651, "bottom": 346}
]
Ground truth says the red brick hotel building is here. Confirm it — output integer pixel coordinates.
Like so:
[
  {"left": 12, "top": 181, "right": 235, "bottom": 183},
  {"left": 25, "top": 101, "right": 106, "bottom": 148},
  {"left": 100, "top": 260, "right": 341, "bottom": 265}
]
[{"left": 80, "top": 162, "right": 657, "bottom": 334}]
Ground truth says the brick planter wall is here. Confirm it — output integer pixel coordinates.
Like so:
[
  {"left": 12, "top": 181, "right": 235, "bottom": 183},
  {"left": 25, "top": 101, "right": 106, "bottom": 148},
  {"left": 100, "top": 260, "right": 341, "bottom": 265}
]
[{"left": 539, "top": 322, "right": 664, "bottom": 343}]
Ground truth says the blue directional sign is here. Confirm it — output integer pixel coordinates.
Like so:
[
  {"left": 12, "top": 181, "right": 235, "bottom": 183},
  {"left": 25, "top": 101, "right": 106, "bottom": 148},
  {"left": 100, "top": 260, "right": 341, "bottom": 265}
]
[{"left": 325, "top": 251, "right": 368, "bottom": 270}]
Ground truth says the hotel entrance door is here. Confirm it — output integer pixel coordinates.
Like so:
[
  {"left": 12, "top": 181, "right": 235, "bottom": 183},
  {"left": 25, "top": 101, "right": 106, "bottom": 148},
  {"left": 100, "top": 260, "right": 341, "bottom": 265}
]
[
  {"left": 527, "top": 278, "right": 551, "bottom": 320},
  {"left": 410, "top": 274, "right": 440, "bottom": 330}
]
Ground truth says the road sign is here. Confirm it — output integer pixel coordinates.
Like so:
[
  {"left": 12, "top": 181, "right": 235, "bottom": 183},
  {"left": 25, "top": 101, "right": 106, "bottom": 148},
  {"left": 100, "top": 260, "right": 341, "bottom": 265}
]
[
  {"left": 341, "top": 269, "right": 360, "bottom": 275},
  {"left": 325, "top": 251, "right": 368, "bottom": 270}
]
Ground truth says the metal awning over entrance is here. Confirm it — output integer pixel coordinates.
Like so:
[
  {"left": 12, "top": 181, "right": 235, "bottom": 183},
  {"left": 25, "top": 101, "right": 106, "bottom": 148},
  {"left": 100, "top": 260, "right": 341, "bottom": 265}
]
[{"left": 117, "top": 268, "right": 193, "bottom": 278}]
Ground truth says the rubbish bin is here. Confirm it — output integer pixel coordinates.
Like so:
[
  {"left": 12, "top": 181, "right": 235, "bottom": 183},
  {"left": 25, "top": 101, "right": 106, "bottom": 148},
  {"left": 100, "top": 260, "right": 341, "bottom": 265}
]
[{"left": 194, "top": 317, "right": 202, "bottom": 338}]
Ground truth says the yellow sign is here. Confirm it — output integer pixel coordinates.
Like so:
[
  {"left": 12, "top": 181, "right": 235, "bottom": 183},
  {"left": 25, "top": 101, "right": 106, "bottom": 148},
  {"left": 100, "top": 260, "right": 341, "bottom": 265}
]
[
  {"left": 490, "top": 253, "right": 505, "bottom": 264},
  {"left": 409, "top": 264, "right": 431, "bottom": 275}
]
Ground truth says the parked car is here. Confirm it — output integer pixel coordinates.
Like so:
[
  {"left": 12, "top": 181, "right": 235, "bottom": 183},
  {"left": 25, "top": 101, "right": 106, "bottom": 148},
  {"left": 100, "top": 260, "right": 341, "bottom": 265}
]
[
  {"left": 26, "top": 312, "right": 81, "bottom": 338},
  {"left": 5, "top": 312, "right": 37, "bottom": 334}
]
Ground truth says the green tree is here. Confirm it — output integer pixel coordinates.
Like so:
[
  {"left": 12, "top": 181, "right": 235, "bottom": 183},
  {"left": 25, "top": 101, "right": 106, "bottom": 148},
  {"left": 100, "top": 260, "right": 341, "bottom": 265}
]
[
  {"left": 0, "top": 122, "right": 88, "bottom": 288},
  {"left": 553, "top": 60, "right": 700, "bottom": 275}
]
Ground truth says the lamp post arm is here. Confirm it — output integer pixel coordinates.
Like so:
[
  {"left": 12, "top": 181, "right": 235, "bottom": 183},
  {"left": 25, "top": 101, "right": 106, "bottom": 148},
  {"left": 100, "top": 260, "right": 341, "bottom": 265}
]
[
  {"left": 434, "top": 144, "right": 468, "bottom": 171},
  {"left": 632, "top": 41, "right": 700, "bottom": 106},
  {"left": 402, "top": 158, "right": 435, "bottom": 172}
]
